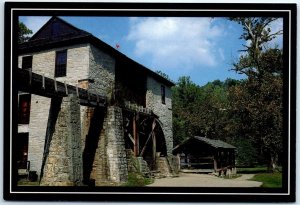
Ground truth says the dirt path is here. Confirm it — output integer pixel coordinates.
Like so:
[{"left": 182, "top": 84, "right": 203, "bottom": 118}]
[{"left": 147, "top": 173, "right": 262, "bottom": 187}]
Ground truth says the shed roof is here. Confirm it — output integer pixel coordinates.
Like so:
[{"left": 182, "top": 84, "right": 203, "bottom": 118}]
[{"left": 173, "top": 136, "right": 236, "bottom": 154}]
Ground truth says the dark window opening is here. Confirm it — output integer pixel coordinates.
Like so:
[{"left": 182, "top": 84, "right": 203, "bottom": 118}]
[
  {"left": 17, "top": 133, "right": 29, "bottom": 169},
  {"left": 18, "top": 94, "right": 31, "bottom": 124},
  {"left": 22, "top": 56, "right": 32, "bottom": 71},
  {"left": 55, "top": 50, "right": 67, "bottom": 77},
  {"left": 161, "top": 85, "right": 166, "bottom": 104},
  {"left": 115, "top": 60, "right": 147, "bottom": 106}
]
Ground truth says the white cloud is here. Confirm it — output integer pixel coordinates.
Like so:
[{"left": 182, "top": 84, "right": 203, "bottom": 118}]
[
  {"left": 218, "top": 48, "right": 225, "bottom": 61},
  {"left": 20, "top": 16, "right": 51, "bottom": 36},
  {"left": 126, "top": 17, "right": 224, "bottom": 72}
]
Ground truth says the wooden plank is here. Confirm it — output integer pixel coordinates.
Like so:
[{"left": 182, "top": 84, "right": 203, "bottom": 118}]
[
  {"left": 17, "top": 68, "right": 107, "bottom": 107},
  {"left": 133, "top": 113, "right": 139, "bottom": 157},
  {"left": 127, "top": 133, "right": 134, "bottom": 144},
  {"left": 152, "top": 119, "right": 156, "bottom": 162}
]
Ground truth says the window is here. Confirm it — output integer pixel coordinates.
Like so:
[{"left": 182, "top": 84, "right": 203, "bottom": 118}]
[
  {"left": 17, "top": 133, "right": 29, "bottom": 169},
  {"left": 18, "top": 94, "right": 31, "bottom": 124},
  {"left": 161, "top": 85, "right": 166, "bottom": 104},
  {"left": 22, "top": 56, "right": 32, "bottom": 70},
  {"left": 55, "top": 50, "right": 67, "bottom": 77}
]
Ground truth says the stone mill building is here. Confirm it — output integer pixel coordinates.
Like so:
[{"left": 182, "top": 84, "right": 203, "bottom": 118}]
[{"left": 17, "top": 16, "right": 176, "bottom": 186}]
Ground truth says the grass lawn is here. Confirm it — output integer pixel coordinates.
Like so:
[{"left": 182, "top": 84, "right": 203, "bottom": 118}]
[
  {"left": 237, "top": 167, "right": 268, "bottom": 174},
  {"left": 18, "top": 180, "right": 39, "bottom": 186},
  {"left": 250, "top": 172, "right": 282, "bottom": 188},
  {"left": 237, "top": 166, "right": 282, "bottom": 174}
]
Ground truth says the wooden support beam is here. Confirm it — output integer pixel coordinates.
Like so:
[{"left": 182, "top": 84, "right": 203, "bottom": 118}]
[
  {"left": 139, "top": 120, "right": 156, "bottom": 157},
  {"left": 29, "top": 69, "right": 32, "bottom": 85},
  {"left": 214, "top": 152, "right": 218, "bottom": 171},
  {"left": 127, "top": 133, "right": 134, "bottom": 144},
  {"left": 133, "top": 113, "right": 139, "bottom": 157},
  {"left": 231, "top": 151, "right": 235, "bottom": 167},
  {"left": 42, "top": 74, "right": 45, "bottom": 89},
  {"left": 152, "top": 119, "right": 156, "bottom": 162},
  {"left": 64, "top": 81, "right": 68, "bottom": 95},
  {"left": 16, "top": 68, "right": 107, "bottom": 107}
]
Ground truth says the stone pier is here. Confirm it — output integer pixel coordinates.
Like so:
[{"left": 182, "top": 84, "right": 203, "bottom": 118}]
[
  {"left": 91, "top": 106, "right": 128, "bottom": 185},
  {"left": 40, "top": 94, "right": 82, "bottom": 186}
]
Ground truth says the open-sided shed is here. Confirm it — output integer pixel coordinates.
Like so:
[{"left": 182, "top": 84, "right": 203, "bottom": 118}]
[{"left": 173, "top": 136, "right": 236, "bottom": 173}]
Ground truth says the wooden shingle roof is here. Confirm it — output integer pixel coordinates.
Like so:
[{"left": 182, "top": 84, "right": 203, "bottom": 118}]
[
  {"left": 172, "top": 136, "right": 236, "bottom": 154},
  {"left": 193, "top": 136, "right": 236, "bottom": 149}
]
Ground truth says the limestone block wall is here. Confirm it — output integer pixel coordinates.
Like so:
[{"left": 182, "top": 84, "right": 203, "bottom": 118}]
[
  {"left": 146, "top": 77, "right": 173, "bottom": 155},
  {"left": 18, "top": 44, "right": 90, "bottom": 85},
  {"left": 41, "top": 95, "right": 82, "bottom": 186},
  {"left": 90, "top": 110, "right": 109, "bottom": 185},
  {"left": 105, "top": 106, "right": 128, "bottom": 183},
  {"left": 18, "top": 44, "right": 90, "bottom": 179},
  {"left": 90, "top": 106, "right": 128, "bottom": 185},
  {"left": 27, "top": 95, "right": 51, "bottom": 178},
  {"left": 88, "top": 44, "right": 115, "bottom": 97}
]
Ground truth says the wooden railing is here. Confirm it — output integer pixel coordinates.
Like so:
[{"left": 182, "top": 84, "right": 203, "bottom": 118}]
[
  {"left": 124, "top": 101, "right": 152, "bottom": 115},
  {"left": 16, "top": 68, "right": 107, "bottom": 107}
]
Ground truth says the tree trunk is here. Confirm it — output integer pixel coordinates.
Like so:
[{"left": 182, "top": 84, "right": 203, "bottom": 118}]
[{"left": 267, "top": 153, "right": 278, "bottom": 173}]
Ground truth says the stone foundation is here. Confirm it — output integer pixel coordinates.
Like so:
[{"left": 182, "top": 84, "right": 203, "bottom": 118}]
[
  {"left": 105, "top": 106, "right": 128, "bottom": 183},
  {"left": 91, "top": 106, "right": 128, "bottom": 185},
  {"left": 40, "top": 94, "right": 82, "bottom": 186}
]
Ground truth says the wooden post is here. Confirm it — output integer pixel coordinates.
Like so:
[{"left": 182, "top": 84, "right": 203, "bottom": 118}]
[
  {"left": 152, "top": 119, "right": 156, "bottom": 164},
  {"left": 42, "top": 74, "right": 45, "bottom": 89},
  {"left": 54, "top": 78, "right": 57, "bottom": 92},
  {"left": 232, "top": 150, "right": 235, "bottom": 167},
  {"left": 133, "top": 113, "right": 139, "bottom": 157},
  {"left": 177, "top": 154, "right": 181, "bottom": 171},
  {"left": 64, "top": 81, "right": 68, "bottom": 95},
  {"left": 29, "top": 69, "right": 32, "bottom": 85},
  {"left": 214, "top": 151, "right": 218, "bottom": 172},
  {"left": 76, "top": 84, "right": 79, "bottom": 98}
]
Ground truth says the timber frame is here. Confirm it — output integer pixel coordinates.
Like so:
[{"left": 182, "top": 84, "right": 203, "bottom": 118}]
[
  {"left": 17, "top": 68, "right": 107, "bottom": 107},
  {"left": 173, "top": 136, "right": 236, "bottom": 173},
  {"left": 122, "top": 104, "right": 167, "bottom": 170}
]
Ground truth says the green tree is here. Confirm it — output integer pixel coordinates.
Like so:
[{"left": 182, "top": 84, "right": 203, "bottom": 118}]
[
  {"left": 155, "top": 70, "right": 172, "bottom": 82},
  {"left": 229, "top": 17, "right": 283, "bottom": 171},
  {"left": 172, "top": 77, "right": 237, "bottom": 146},
  {"left": 172, "top": 76, "right": 201, "bottom": 145},
  {"left": 19, "top": 21, "right": 33, "bottom": 43}
]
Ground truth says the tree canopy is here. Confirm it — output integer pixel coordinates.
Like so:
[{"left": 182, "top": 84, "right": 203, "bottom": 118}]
[
  {"left": 172, "top": 17, "right": 283, "bottom": 172},
  {"left": 19, "top": 21, "right": 33, "bottom": 44}
]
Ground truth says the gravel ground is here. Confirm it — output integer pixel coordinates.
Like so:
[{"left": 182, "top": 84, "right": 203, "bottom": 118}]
[{"left": 147, "top": 173, "right": 262, "bottom": 187}]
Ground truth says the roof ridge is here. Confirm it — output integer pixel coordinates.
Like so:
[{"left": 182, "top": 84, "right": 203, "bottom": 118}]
[{"left": 29, "top": 16, "right": 92, "bottom": 42}]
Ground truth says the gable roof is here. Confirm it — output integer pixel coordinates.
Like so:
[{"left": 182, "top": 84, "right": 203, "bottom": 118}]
[
  {"left": 173, "top": 136, "right": 236, "bottom": 154},
  {"left": 193, "top": 136, "right": 236, "bottom": 149},
  {"left": 20, "top": 16, "right": 92, "bottom": 49},
  {"left": 31, "top": 16, "right": 91, "bottom": 42},
  {"left": 19, "top": 16, "right": 175, "bottom": 87}
]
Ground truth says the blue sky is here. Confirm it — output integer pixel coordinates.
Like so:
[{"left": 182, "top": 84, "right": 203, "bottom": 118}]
[{"left": 19, "top": 16, "right": 283, "bottom": 86}]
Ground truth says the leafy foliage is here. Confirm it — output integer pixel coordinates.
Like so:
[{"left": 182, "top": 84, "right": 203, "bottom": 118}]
[
  {"left": 172, "top": 17, "right": 283, "bottom": 170},
  {"left": 229, "top": 17, "right": 283, "bottom": 171},
  {"left": 19, "top": 21, "right": 33, "bottom": 44},
  {"left": 155, "top": 70, "right": 173, "bottom": 82},
  {"left": 172, "top": 77, "right": 238, "bottom": 145}
]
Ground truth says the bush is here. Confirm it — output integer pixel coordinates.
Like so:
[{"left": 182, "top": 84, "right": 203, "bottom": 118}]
[
  {"left": 235, "top": 138, "right": 259, "bottom": 167},
  {"left": 124, "top": 172, "right": 153, "bottom": 187}
]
